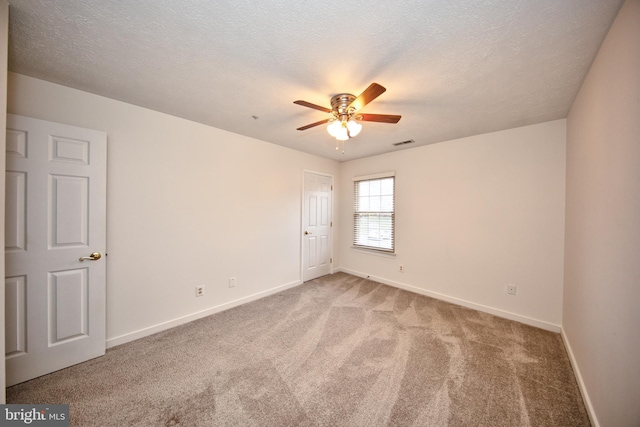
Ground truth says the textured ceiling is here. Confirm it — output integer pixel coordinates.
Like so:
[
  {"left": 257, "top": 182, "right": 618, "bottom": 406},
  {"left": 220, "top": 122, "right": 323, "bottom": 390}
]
[{"left": 6, "top": 0, "right": 623, "bottom": 161}]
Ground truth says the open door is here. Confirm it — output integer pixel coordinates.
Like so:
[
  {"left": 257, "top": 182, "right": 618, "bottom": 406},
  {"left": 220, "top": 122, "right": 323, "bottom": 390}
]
[{"left": 5, "top": 114, "right": 107, "bottom": 385}]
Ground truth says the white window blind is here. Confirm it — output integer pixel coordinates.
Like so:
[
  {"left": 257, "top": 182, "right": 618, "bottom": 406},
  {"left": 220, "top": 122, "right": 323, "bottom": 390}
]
[{"left": 353, "top": 173, "right": 395, "bottom": 252}]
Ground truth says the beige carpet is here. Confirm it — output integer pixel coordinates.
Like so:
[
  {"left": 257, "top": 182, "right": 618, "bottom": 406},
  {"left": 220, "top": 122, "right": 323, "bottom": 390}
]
[{"left": 7, "top": 273, "right": 590, "bottom": 426}]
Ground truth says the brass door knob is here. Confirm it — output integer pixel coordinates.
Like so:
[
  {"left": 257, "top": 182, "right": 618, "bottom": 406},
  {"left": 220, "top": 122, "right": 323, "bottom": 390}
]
[
  {"left": 79, "top": 252, "right": 102, "bottom": 262},
  {"left": 304, "top": 230, "right": 313, "bottom": 235}
]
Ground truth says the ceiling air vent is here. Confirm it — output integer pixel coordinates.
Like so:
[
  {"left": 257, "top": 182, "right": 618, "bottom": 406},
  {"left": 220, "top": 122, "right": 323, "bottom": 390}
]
[{"left": 392, "top": 139, "right": 415, "bottom": 146}]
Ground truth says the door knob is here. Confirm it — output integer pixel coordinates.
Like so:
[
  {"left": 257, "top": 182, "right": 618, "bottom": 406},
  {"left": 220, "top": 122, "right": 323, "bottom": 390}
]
[
  {"left": 79, "top": 252, "right": 102, "bottom": 262},
  {"left": 305, "top": 230, "right": 313, "bottom": 235}
]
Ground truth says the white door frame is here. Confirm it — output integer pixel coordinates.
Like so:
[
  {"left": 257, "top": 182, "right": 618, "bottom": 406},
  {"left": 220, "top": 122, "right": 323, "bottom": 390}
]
[{"left": 300, "top": 170, "right": 334, "bottom": 282}]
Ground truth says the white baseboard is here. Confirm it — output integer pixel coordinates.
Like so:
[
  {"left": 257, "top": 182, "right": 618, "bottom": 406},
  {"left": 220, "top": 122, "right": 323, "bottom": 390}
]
[
  {"left": 335, "top": 267, "right": 561, "bottom": 333},
  {"left": 106, "top": 279, "right": 302, "bottom": 348},
  {"left": 561, "top": 329, "right": 599, "bottom": 427}
]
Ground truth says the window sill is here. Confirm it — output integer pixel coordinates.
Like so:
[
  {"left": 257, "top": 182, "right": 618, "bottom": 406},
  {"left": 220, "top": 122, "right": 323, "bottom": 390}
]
[{"left": 351, "top": 247, "right": 396, "bottom": 258}]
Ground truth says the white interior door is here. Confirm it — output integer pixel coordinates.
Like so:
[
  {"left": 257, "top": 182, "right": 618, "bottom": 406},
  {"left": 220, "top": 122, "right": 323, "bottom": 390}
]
[
  {"left": 5, "top": 114, "right": 107, "bottom": 386},
  {"left": 303, "top": 172, "right": 332, "bottom": 282}
]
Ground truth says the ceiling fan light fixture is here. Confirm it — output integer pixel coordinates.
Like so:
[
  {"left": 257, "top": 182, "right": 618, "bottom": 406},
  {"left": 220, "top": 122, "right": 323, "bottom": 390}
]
[
  {"left": 335, "top": 125, "right": 349, "bottom": 141},
  {"left": 346, "top": 119, "right": 362, "bottom": 137},
  {"left": 327, "top": 120, "right": 342, "bottom": 137}
]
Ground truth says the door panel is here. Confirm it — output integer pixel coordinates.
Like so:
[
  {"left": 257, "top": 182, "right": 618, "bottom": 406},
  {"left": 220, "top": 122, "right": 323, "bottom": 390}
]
[
  {"left": 5, "top": 171, "right": 26, "bottom": 252},
  {"left": 303, "top": 172, "right": 332, "bottom": 281},
  {"left": 50, "top": 175, "right": 89, "bottom": 247},
  {"left": 49, "top": 268, "right": 88, "bottom": 343},
  {"left": 5, "top": 275, "right": 27, "bottom": 357},
  {"left": 5, "top": 114, "right": 107, "bottom": 386},
  {"left": 307, "top": 236, "right": 317, "bottom": 269}
]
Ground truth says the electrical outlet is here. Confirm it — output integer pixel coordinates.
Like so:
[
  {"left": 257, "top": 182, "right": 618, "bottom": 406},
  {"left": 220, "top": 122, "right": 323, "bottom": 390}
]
[
  {"left": 229, "top": 277, "right": 237, "bottom": 288},
  {"left": 195, "top": 285, "right": 205, "bottom": 297},
  {"left": 506, "top": 285, "right": 517, "bottom": 295},
  {"left": 399, "top": 265, "right": 404, "bottom": 273}
]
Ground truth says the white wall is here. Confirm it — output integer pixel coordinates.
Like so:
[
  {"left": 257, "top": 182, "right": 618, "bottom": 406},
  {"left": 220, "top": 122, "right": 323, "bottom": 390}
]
[
  {"left": 563, "top": 0, "right": 640, "bottom": 426},
  {"left": 7, "top": 73, "right": 339, "bottom": 345},
  {"left": 338, "top": 120, "right": 566, "bottom": 330}
]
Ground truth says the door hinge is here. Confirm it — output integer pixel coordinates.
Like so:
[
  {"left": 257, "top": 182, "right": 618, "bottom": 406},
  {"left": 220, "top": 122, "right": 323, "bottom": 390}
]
[
  {"left": 331, "top": 185, "right": 333, "bottom": 191},
  {"left": 330, "top": 258, "right": 333, "bottom": 263},
  {"left": 330, "top": 221, "right": 333, "bottom": 227}
]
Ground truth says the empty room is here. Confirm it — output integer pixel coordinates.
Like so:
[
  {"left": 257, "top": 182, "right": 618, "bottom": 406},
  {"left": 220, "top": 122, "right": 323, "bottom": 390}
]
[{"left": 1, "top": 0, "right": 638, "bottom": 426}]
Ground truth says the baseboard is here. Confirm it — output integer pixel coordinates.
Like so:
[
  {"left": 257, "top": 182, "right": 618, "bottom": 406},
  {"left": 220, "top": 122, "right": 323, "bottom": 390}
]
[
  {"left": 106, "top": 279, "right": 302, "bottom": 348},
  {"left": 561, "top": 329, "right": 599, "bottom": 427},
  {"left": 335, "top": 267, "right": 561, "bottom": 332}
]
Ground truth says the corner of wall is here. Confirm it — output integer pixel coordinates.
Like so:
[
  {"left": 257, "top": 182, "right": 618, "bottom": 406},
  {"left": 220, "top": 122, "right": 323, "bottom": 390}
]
[
  {"left": 560, "top": 328, "right": 600, "bottom": 427},
  {"left": 0, "top": 0, "right": 10, "bottom": 403}
]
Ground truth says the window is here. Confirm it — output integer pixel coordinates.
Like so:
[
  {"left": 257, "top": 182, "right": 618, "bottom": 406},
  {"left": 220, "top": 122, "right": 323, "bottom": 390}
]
[{"left": 353, "top": 172, "right": 395, "bottom": 252}]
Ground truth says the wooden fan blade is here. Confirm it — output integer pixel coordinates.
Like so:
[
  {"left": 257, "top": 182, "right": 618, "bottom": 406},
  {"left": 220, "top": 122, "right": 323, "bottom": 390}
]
[
  {"left": 358, "top": 113, "right": 401, "bottom": 124},
  {"left": 297, "top": 118, "right": 331, "bottom": 131},
  {"left": 348, "top": 83, "right": 387, "bottom": 111},
  {"left": 294, "top": 100, "right": 332, "bottom": 113}
]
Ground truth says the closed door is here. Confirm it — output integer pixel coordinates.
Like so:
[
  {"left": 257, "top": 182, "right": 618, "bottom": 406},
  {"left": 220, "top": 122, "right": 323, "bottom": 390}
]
[
  {"left": 5, "top": 114, "right": 107, "bottom": 386},
  {"left": 302, "top": 172, "right": 332, "bottom": 282}
]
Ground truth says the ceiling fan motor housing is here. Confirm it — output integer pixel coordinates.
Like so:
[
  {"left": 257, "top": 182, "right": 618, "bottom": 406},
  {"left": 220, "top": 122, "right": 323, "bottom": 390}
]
[{"left": 330, "top": 93, "right": 357, "bottom": 121}]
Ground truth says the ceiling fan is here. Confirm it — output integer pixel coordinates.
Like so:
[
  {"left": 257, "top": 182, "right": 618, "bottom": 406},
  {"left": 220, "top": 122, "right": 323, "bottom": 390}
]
[{"left": 294, "top": 83, "right": 401, "bottom": 146}]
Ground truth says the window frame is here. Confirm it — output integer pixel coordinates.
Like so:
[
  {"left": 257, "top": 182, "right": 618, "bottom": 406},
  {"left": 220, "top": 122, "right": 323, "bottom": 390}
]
[{"left": 352, "top": 172, "right": 395, "bottom": 254}]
